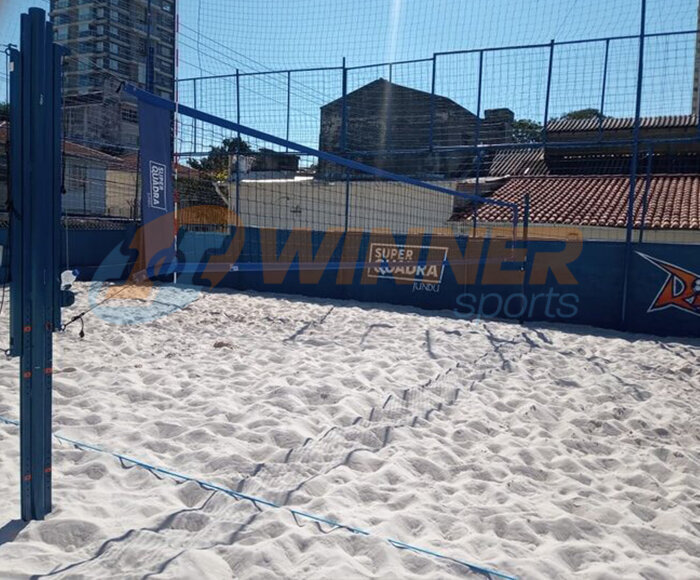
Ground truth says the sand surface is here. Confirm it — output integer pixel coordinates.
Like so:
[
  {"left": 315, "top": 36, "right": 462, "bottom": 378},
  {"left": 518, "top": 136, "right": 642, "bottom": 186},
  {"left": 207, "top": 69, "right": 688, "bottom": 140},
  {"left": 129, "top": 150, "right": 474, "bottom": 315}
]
[{"left": 0, "top": 283, "right": 699, "bottom": 579}]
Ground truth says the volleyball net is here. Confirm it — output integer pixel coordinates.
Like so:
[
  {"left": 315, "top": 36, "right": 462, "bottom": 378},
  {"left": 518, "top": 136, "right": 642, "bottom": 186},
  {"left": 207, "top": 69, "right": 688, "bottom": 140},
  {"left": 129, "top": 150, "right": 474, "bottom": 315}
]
[{"left": 121, "top": 85, "right": 519, "bottom": 288}]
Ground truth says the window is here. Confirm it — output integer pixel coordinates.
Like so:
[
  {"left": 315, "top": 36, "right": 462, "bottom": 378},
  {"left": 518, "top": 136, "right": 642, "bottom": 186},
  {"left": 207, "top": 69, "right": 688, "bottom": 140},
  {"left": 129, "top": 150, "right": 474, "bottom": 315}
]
[
  {"left": 66, "top": 164, "right": 87, "bottom": 191},
  {"left": 162, "top": 1, "right": 173, "bottom": 13},
  {"left": 121, "top": 107, "right": 138, "bottom": 123}
]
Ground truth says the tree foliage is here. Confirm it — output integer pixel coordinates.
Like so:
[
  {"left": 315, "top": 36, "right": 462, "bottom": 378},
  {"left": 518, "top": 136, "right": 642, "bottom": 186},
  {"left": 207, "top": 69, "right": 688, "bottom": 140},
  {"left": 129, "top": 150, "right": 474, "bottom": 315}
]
[
  {"left": 511, "top": 108, "right": 606, "bottom": 143},
  {"left": 512, "top": 118, "right": 543, "bottom": 143},
  {"left": 187, "top": 137, "right": 252, "bottom": 179}
]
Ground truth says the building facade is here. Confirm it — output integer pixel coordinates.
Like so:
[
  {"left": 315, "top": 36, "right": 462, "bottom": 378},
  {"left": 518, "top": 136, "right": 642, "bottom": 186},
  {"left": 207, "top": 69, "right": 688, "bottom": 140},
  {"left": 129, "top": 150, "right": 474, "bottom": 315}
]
[
  {"left": 50, "top": 0, "right": 176, "bottom": 151},
  {"left": 318, "top": 79, "right": 514, "bottom": 179}
]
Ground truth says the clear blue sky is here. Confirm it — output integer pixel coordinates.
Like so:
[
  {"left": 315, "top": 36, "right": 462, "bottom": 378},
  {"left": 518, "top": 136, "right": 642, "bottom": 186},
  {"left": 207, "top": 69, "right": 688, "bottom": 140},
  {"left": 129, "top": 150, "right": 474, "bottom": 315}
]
[{"left": 2, "top": 0, "right": 698, "bottom": 150}]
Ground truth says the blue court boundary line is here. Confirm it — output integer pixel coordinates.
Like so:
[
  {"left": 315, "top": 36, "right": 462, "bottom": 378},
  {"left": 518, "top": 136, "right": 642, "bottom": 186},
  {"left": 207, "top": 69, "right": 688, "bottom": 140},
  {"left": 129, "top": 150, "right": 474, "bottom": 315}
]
[{"left": 0, "top": 414, "right": 516, "bottom": 579}]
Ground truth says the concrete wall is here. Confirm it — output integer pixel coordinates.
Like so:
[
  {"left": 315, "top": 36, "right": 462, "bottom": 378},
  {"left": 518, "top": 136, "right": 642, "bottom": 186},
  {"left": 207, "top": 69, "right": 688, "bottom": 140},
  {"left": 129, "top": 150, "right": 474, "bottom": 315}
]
[{"left": 231, "top": 179, "right": 459, "bottom": 233}]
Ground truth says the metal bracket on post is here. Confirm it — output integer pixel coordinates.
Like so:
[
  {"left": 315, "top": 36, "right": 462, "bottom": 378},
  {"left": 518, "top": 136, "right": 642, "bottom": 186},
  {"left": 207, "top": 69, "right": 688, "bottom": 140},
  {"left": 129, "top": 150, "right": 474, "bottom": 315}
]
[{"left": 8, "top": 7, "right": 63, "bottom": 522}]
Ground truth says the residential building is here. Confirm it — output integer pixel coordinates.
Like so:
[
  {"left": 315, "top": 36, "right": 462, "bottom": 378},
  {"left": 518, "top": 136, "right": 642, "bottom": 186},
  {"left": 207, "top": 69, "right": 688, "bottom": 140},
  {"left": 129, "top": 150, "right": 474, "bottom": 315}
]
[
  {"left": 450, "top": 114, "right": 700, "bottom": 243},
  {"left": 318, "top": 79, "right": 514, "bottom": 179},
  {"left": 50, "top": 0, "right": 176, "bottom": 151}
]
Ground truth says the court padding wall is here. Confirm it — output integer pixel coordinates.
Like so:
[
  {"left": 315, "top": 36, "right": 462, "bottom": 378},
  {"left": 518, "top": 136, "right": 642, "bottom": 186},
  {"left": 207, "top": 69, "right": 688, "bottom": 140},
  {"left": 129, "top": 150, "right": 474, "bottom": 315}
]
[{"left": 0, "top": 226, "right": 697, "bottom": 338}]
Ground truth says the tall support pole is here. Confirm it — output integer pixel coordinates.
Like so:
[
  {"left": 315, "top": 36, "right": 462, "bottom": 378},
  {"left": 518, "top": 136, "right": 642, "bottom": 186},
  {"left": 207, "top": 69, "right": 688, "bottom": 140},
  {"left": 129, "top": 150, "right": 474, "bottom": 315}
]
[
  {"left": 286, "top": 70, "right": 291, "bottom": 151},
  {"left": 192, "top": 78, "right": 197, "bottom": 152},
  {"left": 146, "top": 0, "right": 154, "bottom": 93},
  {"left": 235, "top": 69, "right": 241, "bottom": 215},
  {"left": 429, "top": 54, "right": 436, "bottom": 150},
  {"left": 520, "top": 193, "right": 530, "bottom": 324},
  {"left": 599, "top": 39, "right": 610, "bottom": 138},
  {"left": 638, "top": 146, "right": 653, "bottom": 243},
  {"left": 474, "top": 50, "right": 484, "bottom": 197},
  {"left": 8, "top": 47, "right": 22, "bottom": 356},
  {"left": 542, "top": 40, "right": 555, "bottom": 144},
  {"left": 342, "top": 58, "right": 350, "bottom": 233},
  {"left": 9, "top": 8, "right": 63, "bottom": 521},
  {"left": 621, "top": 0, "right": 646, "bottom": 328},
  {"left": 386, "top": 63, "right": 393, "bottom": 154}
]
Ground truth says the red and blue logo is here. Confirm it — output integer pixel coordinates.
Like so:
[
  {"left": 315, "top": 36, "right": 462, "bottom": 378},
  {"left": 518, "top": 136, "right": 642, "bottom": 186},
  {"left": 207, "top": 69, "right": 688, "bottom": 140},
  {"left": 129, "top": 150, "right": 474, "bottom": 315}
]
[{"left": 638, "top": 252, "right": 700, "bottom": 317}]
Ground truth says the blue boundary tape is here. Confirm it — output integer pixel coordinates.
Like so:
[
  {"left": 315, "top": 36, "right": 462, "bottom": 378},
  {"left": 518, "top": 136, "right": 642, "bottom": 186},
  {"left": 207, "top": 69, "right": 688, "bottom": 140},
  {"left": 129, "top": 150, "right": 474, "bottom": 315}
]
[{"left": 0, "top": 414, "right": 517, "bottom": 579}]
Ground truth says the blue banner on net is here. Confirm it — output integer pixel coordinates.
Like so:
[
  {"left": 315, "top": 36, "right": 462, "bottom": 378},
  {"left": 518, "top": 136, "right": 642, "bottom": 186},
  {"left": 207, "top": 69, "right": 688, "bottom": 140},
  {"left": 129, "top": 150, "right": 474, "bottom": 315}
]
[{"left": 138, "top": 99, "right": 175, "bottom": 279}]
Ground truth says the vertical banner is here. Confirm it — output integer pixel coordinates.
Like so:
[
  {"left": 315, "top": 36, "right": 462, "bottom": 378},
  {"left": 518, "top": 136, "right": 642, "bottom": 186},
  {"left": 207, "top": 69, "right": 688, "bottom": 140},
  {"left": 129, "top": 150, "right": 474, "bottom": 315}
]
[{"left": 138, "top": 100, "right": 175, "bottom": 279}]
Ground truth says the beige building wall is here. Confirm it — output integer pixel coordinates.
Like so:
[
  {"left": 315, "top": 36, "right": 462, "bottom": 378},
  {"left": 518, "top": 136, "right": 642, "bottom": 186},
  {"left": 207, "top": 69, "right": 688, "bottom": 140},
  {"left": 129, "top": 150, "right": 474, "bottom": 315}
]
[{"left": 106, "top": 169, "right": 139, "bottom": 219}]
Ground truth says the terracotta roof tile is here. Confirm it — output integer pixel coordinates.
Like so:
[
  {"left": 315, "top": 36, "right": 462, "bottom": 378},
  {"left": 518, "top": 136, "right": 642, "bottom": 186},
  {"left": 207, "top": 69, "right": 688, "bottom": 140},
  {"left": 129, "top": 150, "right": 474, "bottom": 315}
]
[
  {"left": 547, "top": 114, "right": 698, "bottom": 133},
  {"left": 452, "top": 174, "right": 700, "bottom": 230}
]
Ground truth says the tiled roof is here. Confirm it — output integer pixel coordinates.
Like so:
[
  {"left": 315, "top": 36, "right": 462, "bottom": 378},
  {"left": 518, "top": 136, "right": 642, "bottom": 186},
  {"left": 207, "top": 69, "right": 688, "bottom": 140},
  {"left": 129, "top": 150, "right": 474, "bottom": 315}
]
[
  {"left": 488, "top": 147, "right": 549, "bottom": 177},
  {"left": 452, "top": 174, "right": 700, "bottom": 230},
  {"left": 0, "top": 122, "right": 124, "bottom": 166},
  {"left": 546, "top": 114, "right": 698, "bottom": 133}
]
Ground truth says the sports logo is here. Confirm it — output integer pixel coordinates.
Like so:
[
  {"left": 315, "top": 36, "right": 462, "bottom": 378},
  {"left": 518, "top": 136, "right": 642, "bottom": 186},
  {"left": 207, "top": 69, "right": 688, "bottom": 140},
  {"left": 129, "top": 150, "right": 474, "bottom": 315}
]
[
  {"left": 638, "top": 252, "right": 700, "bottom": 317},
  {"left": 367, "top": 244, "right": 448, "bottom": 284},
  {"left": 148, "top": 161, "right": 167, "bottom": 211}
]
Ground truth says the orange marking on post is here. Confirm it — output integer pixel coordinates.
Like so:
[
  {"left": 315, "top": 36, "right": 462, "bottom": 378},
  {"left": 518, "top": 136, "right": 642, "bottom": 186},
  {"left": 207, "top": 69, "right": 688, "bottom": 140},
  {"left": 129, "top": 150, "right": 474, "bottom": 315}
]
[
  {"left": 23, "top": 474, "right": 31, "bottom": 481},
  {"left": 44, "top": 368, "right": 53, "bottom": 375},
  {"left": 23, "top": 325, "right": 32, "bottom": 332},
  {"left": 23, "top": 371, "right": 32, "bottom": 379}
]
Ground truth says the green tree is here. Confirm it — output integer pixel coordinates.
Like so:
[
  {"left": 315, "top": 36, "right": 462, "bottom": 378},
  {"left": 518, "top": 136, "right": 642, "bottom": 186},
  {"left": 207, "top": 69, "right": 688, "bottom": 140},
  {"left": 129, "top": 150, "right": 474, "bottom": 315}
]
[
  {"left": 557, "top": 108, "right": 604, "bottom": 121},
  {"left": 512, "top": 118, "right": 543, "bottom": 143},
  {"left": 0, "top": 102, "right": 9, "bottom": 122},
  {"left": 187, "top": 137, "right": 252, "bottom": 179}
]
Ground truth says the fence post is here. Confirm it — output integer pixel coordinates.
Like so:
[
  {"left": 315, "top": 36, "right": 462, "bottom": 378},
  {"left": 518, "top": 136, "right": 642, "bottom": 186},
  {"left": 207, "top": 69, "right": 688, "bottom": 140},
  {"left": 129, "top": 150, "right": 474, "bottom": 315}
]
[
  {"left": 9, "top": 7, "right": 63, "bottom": 521},
  {"left": 599, "top": 38, "right": 610, "bottom": 138},
  {"left": 429, "top": 54, "right": 436, "bottom": 150},
  {"left": 520, "top": 193, "right": 530, "bottom": 323},
  {"left": 342, "top": 58, "right": 350, "bottom": 232},
  {"left": 638, "top": 146, "right": 653, "bottom": 243},
  {"left": 193, "top": 78, "right": 197, "bottom": 152},
  {"left": 235, "top": 68, "right": 241, "bottom": 215},
  {"left": 387, "top": 63, "right": 393, "bottom": 153},
  {"left": 145, "top": 0, "right": 154, "bottom": 93},
  {"left": 621, "top": 0, "right": 646, "bottom": 329},
  {"left": 286, "top": 70, "right": 291, "bottom": 151},
  {"left": 474, "top": 50, "right": 484, "bottom": 196},
  {"left": 542, "top": 39, "right": 555, "bottom": 144}
]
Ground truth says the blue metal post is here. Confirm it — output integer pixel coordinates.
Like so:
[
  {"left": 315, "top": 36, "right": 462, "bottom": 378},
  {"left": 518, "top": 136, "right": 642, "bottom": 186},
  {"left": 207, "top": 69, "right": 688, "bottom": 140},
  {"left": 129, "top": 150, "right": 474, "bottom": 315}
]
[
  {"left": 146, "top": 0, "right": 154, "bottom": 92},
  {"left": 621, "top": 0, "right": 647, "bottom": 328},
  {"left": 192, "top": 78, "right": 197, "bottom": 152},
  {"left": 542, "top": 40, "right": 555, "bottom": 144},
  {"left": 10, "top": 7, "right": 62, "bottom": 521},
  {"left": 8, "top": 47, "right": 22, "bottom": 356},
  {"left": 235, "top": 69, "right": 241, "bottom": 214},
  {"left": 286, "top": 70, "right": 291, "bottom": 151},
  {"left": 341, "top": 58, "right": 348, "bottom": 153},
  {"left": 342, "top": 58, "right": 350, "bottom": 232},
  {"left": 638, "top": 146, "right": 653, "bottom": 243},
  {"left": 386, "top": 63, "right": 393, "bottom": 152},
  {"left": 474, "top": 51, "right": 484, "bottom": 196},
  {"left": 520, "top": 193, "right": 530, "bottom": 323},
  {"left": 599, "top": 39, "right": 610, "bottom": 137},
  {"left": 429, "top": 54, "right": 436, "bottom": 150}
]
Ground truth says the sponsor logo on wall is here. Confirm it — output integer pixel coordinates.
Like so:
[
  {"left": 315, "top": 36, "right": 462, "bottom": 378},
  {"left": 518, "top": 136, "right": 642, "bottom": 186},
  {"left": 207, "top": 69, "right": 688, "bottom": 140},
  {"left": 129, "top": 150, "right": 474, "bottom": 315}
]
[
  {"left": 148, "top": 161, "right": 167, "bottom": 211},
  {"left": 638, "top": 252, "right": 700, "bottom": 317},
  {"left": 367, "top": 243, "right": 448, "bottom": 292}
]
